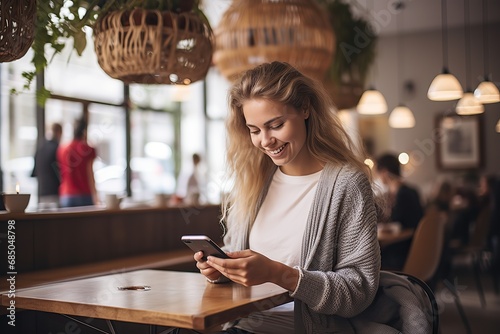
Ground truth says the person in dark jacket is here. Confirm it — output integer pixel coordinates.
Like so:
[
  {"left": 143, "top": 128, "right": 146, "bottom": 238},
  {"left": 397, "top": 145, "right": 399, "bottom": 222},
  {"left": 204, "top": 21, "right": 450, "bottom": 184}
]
[
  {"left": 32, "top": 122, "right": 63, "bottom": 207},
  {"left": 375, "top": 152, "right": 424, "bottom": 270}
]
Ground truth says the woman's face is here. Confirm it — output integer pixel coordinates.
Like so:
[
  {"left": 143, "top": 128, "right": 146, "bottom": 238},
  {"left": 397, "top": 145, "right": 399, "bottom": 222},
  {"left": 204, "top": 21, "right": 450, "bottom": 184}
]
[{"left": 243, "top": 98, "right": 317, "bottom": 176}]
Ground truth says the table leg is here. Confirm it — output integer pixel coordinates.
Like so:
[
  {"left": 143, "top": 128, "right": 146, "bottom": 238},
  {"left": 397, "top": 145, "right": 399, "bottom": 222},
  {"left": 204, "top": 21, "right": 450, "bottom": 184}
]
[
  {"left": 61, "top": 314, "right": 111, "bottom": 333},
  {"left": 106, "top": 319, "right": 117, "bottom": 334}
]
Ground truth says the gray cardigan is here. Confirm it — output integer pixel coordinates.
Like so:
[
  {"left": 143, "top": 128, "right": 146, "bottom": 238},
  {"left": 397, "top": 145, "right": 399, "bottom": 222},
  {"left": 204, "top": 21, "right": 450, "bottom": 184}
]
[{"left": 223, "top": 163, "right": 381, "bottom": 333}]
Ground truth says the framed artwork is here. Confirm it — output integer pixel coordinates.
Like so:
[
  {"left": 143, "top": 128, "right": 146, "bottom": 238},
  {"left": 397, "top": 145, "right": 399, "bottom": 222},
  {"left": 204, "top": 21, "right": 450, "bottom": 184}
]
[{"left": 436, "top": 114, "right": 483, "bottom": 170}]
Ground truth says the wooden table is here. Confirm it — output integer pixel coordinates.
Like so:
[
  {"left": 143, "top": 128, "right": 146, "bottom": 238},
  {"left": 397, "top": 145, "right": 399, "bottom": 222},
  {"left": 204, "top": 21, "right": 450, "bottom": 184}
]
[{"left": 1, "top": 270, "right": 292, "bottom": 331}]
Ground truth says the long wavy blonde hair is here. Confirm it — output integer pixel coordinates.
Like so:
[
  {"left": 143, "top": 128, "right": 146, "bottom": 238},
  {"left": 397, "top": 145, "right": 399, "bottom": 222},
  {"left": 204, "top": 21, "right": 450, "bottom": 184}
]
[{"left": 221, "top": 61, "right": 371, "bottom": 229}]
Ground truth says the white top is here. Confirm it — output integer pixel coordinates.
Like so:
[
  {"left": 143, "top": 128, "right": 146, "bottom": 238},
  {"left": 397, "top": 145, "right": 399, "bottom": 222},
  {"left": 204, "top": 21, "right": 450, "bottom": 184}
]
[
  {"left": 249, "top": 168, "right": 321, "bottom": 266},
  {"left": 236, "top": 167, "right": 321, "bottom": 333}
]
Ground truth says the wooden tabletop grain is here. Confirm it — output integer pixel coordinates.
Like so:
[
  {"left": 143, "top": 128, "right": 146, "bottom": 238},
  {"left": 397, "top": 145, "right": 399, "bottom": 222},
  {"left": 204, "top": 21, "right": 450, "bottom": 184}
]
[{"left": 1, "top": 270, "right": 292, "bottom": 330}]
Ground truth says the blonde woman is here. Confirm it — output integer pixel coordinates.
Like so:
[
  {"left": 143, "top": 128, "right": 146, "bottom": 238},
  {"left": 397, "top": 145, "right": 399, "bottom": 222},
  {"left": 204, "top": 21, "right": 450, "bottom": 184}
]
[{"left": 195, "top": 62, "right": 380, "bottom": 333}]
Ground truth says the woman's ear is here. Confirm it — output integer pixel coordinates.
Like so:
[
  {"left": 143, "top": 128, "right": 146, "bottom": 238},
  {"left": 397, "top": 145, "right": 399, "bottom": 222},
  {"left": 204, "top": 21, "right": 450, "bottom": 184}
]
[
  {"left": 302, "top": 100, "right": 310, "bottom": 119},
  {"left": 303, "top": 108, "right": 310, "bottom": 120}
]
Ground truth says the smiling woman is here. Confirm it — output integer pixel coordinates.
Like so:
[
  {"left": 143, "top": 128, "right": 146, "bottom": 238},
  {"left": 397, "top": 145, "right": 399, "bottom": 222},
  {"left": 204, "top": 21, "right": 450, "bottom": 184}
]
[{"left": 192, "top": 61, "right": 382, "bottom": 333}]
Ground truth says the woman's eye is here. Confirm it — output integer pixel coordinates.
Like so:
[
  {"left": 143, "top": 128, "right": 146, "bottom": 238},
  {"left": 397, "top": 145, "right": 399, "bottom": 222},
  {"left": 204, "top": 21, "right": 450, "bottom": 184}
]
[
  {"left": 270, "top": 123, "right": 284, "bottom": 130},
  {"left": 249, "top": 128, "right": 260, "bottom": 134}
]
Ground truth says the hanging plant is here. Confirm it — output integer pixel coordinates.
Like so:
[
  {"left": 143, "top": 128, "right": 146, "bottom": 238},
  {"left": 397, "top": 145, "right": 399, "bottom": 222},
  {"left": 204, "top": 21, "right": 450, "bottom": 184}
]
[
  {"left": 0, "top": 0, "right": 37, "bottom": 62},
  {"left": 93, "top": 1, "right": 213, "bottom": 85},
  {"left": 317, "top": 0, "right": 377, "bottom": 85},
  {"left": 11, "top": 0, "right": 211, "bottom": 104}
]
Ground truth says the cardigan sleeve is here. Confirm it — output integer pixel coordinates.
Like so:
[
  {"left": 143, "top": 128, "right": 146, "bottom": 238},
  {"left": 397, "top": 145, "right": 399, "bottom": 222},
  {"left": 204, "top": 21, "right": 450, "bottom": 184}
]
[{"left": 290, "top": 169, "right": 381, "bottom": 318}]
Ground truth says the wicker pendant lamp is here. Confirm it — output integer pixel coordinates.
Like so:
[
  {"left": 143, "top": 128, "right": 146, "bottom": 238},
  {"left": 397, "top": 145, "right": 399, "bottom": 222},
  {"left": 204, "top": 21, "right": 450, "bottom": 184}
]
[
  {"left": 213, "top": 0, "right": 335, "bottom": 82},
  {"left": 0, "top": 0, "right": 36, "bottom": 62},
  {"left": 94, "top": 6, "right": 214, "bottom": 85}
]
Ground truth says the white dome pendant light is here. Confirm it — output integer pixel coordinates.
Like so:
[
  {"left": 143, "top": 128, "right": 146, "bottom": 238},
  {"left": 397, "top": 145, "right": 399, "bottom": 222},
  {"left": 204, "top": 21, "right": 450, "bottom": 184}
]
[
  {"left": 456, "top": 0, "right": 484, "bottom": 115},
  {"left": 474, "top": 0, "right": 500, "bottom": 104},
  {"left": 389, "top": 1, "right": 415, "bottom": 129},
  {"left": 427, "top": 0, "right": 463, "bottom": 101}
]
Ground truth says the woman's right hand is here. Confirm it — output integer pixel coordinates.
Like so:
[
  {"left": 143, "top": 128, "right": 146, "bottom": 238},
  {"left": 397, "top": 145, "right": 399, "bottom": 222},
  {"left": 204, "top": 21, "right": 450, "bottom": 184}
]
[{"left": 194, "top": 251, "right": 222, "bottom": 281}]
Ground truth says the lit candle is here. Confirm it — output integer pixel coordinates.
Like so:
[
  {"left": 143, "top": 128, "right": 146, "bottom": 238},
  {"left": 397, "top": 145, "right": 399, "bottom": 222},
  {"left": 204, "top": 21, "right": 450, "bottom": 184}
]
[{"left": 16, "top": 183, "right": 20, "bottom": 194}]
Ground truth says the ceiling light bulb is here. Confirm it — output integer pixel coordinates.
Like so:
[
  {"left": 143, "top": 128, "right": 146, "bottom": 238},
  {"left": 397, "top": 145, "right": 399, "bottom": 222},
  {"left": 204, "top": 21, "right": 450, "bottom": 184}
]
[
  {"left": 389, "top": 105, "right": 415, "bottom": 128},
  {"left": 456, "top": 92, "right": 485, "bottom": 115},
  {"left": 357, "top": 89, "right": 388, "bottom": 115}
]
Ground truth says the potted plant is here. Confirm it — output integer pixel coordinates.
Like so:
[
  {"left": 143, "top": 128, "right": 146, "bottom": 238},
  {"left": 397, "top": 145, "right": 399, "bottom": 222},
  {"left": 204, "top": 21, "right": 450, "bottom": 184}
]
[
  {"left": 316, "top": 0, "right": 378, "bottom": 109},
  {"left": 93, "top": 0, "right": 213, "bottom": 85},
  {"left": 14, "top": 0, "right": 212, "bottom": 103}
]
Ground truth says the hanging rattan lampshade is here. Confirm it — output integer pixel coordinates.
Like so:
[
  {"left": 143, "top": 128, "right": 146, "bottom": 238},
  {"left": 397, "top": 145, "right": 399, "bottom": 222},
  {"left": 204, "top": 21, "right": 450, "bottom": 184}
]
[
  {"left": 0, "top": 0, "right": 36, "bottom": 62},
  {"left": 94, "top": 8, "right": 214, "bottom": 85},
  {"left": 213, "top": 0, "right": 335, "bottom": 82}
]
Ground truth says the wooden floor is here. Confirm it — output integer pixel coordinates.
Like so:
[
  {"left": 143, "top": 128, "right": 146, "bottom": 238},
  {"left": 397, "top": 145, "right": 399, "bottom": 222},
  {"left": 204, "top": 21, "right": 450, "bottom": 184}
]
[{"left": 438, "top": 256, "right": 500, "bottom": 334}]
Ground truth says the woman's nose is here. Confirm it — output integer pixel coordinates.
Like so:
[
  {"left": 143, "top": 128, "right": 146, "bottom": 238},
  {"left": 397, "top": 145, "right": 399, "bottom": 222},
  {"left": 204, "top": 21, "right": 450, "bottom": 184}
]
[{"left": 260, "top": 131, "right": 275, "bottom": 147}]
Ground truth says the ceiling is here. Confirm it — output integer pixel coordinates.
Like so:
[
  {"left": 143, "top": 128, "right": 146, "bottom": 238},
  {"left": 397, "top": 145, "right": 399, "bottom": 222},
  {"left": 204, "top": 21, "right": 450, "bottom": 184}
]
[
  {"left": 361, "top": 0, "right": 500, "bottom": 36},
  {"left": 204, "top": 0, "right": 500, "bottom": 36}
]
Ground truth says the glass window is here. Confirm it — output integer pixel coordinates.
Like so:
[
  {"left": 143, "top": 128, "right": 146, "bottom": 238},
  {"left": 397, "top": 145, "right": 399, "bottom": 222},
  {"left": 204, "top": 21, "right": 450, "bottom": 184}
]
[
  {"left": 130, "top": 107, "right": 179, "bottom": 201},
  {"left": 45, "top": 28, "right": 124, "bottom": 104}
]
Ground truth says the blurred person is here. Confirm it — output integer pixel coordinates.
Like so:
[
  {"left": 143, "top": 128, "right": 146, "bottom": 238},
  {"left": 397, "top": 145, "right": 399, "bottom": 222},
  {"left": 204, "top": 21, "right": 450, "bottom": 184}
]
[
  {"left": 428, "top": 179, "right": 454, "bottom": 213},
  {"left": 31, "top": 122, "right": 63, "bottom": 207},
  {"left": 375, "top": 152, "right": 424, "bottom": 270},
  {"left": 193, "top": 62, "right": 380, "bottom": 332},
  {"left": 449, "top": 184, "right": 480, "bottom": 247},
  {"left": 57, "top": 118, "right": 98, "bottom": 207},
  {"left": 186, "top": 153, "right": 202, "bottom": 205},
  {"left": 177, "top": 153, "right": 204, "bottom": 205}
]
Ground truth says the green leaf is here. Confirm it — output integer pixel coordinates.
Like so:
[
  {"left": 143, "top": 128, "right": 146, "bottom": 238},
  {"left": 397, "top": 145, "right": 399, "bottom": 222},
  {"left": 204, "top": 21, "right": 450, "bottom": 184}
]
[
  {"left": 73, "top": 30, "right": 87, "bottom": 56},
  {"left": 36, "top": 87, "right": 52, "bottom": 107}
]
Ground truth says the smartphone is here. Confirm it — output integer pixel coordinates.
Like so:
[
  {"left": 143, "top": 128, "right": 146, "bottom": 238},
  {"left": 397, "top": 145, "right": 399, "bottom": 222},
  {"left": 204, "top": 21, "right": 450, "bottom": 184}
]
[{"left": 181, "top": 235, "right": 229, "bottom": 261}]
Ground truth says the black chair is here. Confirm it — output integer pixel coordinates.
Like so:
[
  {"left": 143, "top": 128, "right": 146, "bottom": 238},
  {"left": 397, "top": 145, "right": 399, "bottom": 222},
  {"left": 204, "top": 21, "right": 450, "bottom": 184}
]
[
  {"left": 350, "top": 271, "right": 438, "bottom": 334},
  {"left": 390, "top": 271, "right": 439, "bottom": 334}
]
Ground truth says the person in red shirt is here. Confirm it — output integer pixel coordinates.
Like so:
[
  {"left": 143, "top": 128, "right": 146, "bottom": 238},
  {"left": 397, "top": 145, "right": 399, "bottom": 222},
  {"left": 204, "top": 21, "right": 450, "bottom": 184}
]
[{"left": 57, "top": 118, "right": 98, "bottom": 207}]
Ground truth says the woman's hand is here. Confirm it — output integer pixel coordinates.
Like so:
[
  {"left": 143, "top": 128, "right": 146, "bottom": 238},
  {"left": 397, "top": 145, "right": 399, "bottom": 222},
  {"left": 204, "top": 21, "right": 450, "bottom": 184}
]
[
  {"left": 206, "top": 249, "right": 299, "bottom": 290},
  {"left": 194, "top": 251, "right": 222, "bottom": 282}
]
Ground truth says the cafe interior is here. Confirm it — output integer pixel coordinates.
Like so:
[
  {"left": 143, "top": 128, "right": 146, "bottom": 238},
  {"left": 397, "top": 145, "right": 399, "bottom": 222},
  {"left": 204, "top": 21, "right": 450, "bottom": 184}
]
[{"left": 1, "top": 0, "right": 500, "bottom": 333}]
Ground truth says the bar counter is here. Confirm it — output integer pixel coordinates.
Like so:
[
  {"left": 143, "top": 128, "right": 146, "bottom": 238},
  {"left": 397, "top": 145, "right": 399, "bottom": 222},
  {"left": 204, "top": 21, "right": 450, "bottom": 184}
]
[{"left": 0, "top": 204, "right": 223, "bottom": 277}]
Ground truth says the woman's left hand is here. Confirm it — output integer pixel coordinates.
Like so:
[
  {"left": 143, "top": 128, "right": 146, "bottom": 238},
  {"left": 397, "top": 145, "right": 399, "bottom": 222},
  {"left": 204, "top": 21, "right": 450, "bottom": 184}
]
[
  {"left": 206, "top": 249, "right": 299, "bottom": 290},
  {"left": 206, "top": 249, "right": 274, "bottom": 286}
]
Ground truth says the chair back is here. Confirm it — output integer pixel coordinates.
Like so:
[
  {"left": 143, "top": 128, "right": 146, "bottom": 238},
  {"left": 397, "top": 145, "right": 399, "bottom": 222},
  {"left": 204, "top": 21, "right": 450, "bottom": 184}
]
[
  {"left": 393, "top": 272, "right": 440, "bottom": 334},
  {"left": 353, "top": 271, "right": 439, "bottom": 334},
  {"left": 403, "top": 206, "right": 447, "bottom": 282}
]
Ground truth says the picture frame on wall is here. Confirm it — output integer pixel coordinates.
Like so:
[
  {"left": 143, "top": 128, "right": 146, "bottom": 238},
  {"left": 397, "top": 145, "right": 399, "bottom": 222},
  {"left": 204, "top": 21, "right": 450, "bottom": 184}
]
[{"left": 436, "top": 114, "right": 483, "bottom": 170}]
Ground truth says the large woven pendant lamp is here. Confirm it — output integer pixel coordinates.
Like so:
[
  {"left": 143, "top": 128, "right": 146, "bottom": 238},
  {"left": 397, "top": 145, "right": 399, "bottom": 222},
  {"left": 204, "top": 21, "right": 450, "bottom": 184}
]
[
  {"left": 94, "top": 7, "right": 214, "bottom": 85},
  {"left": 0, "top": 0, "right": 36, "bottom": 62},
  {"left": 213, "top": 0, "right": 335, "bottom": 82}
]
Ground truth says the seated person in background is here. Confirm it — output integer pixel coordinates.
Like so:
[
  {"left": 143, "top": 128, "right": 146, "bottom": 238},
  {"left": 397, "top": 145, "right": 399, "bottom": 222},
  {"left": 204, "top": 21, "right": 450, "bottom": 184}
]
[
  {"left": 449, "top": 184, "right": 480, "bottom": 247},
  {"left": 428, "top": 180, "right": 454, "bottom": 214},
  {"left": 375, "top": 153, "right": 424, "bottom": 270}
]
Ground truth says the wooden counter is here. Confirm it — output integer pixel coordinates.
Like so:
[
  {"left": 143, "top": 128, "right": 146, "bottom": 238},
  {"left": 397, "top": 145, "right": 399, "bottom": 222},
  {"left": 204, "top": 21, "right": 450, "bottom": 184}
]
[{"left": 0, "top": 205, "right": 223, "bottom": 290}]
